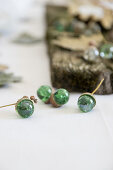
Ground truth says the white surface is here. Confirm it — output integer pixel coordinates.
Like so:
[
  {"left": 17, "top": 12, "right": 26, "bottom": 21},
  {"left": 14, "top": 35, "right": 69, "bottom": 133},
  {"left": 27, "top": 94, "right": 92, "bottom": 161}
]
[{"left": 0, "top": 1, "right": 113, "bottom": 170}]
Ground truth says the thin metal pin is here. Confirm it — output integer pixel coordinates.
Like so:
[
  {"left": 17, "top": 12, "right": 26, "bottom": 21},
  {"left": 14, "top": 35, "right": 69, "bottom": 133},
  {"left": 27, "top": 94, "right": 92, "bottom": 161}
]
[
  {"left": 91, "top": 78, "right": 104, "bottom": 95},
  {"left": 0, "top": 103, "right": 16, "bottom": 109}
]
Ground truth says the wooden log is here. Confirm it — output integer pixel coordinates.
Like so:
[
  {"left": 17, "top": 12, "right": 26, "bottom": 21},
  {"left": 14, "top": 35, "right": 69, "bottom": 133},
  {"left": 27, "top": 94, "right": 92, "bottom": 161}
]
[{"left": 46, "top": 5, "right": 113, "bottom": 94}]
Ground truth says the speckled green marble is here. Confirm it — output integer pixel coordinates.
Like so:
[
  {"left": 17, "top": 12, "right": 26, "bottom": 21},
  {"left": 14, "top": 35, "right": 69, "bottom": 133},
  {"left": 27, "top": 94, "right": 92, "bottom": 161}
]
[
  {"left": 53, "top": 88, "right": 69, "bottom": 105},
  {"left": 100, "top": 44, "right": 113, "bottom": 59},
  {"left": 53, "top": 21, "right": 65, "bottom": 32},
  {"left": 37, "top": 85, "right": 52, "bottom": 102},
  {"left": 16, "top": 99, "right": 34, "bottom": 118},
  {"left": 78, "top": 94, "right": 96, "bottom": 113}
]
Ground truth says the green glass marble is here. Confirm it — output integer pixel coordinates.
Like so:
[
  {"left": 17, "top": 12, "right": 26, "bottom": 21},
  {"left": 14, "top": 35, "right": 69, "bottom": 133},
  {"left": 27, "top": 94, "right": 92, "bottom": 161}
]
[
  {"left": 78, "top": 94, "right": 96, "bottom": 113},
  {"left": 55, "top": 23, "right": 64, "bottom": 32},
  {"left": 37, "top": 85, "right": 52, "bottom": 103},
  {"left": 100, "top": 44, "right": 113, "bottom": 59},
  {"left": 53, "top": 88, "right": 69, "bottom": 105},
  {"left": 16, "top": 99, "right": 34, "bottom": 118},
  {"left": 53, "top": 21, "right": 65, "bottom": 32}
]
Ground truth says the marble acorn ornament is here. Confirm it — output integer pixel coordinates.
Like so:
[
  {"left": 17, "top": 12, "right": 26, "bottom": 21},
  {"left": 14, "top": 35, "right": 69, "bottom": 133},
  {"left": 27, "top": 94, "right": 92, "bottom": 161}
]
[
  {"left": 78, "top": 79, "right": 104, "bottom": 113},
  {"left": 50, "top": 88, "right": 69, "bottom": 107},
  {"left": 37, "top": 85, "right": 69, "bottom": 107},
  {"left": 37, "top": 85, "right": 52, "bottom": 104},
  {"left": 84, "top": 45, "right": 99, "bottom": 62},
  {"left": 100, "top": 44, "right": 113, "bottom": 59},
  {"left": 0, "top": 96, "right": 37, "bottom": 118}
]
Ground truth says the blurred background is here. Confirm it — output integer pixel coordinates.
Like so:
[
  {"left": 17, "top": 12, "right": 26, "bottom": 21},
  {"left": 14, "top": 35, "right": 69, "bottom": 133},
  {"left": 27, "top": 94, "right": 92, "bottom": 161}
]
[{"left": 0, "top": 0, "right": 69, "bottom": 34}]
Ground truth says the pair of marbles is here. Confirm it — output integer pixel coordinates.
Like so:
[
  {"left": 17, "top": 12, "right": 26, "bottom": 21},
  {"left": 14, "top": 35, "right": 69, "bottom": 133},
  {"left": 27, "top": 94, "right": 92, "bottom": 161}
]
[{"left": 84, "top": 43, "right": 113, "bottom": 62}]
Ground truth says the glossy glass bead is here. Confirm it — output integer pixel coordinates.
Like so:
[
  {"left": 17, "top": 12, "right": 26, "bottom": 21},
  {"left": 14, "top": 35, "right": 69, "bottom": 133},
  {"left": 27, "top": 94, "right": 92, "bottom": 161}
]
[
  {"left": 100, "top": 44, "right": 113, "bottom": 59},
  {"left": 37, "top": 85, "right": 52, "bottom": 103},
  {"left": 84, "top": 46, "right": 99, "bottom": 62},
  {"left": 78, "top": 94, "right": 96, "bottom": 113},
  {"left": 53, "top": 88, "right": 69, "bottom": 106},
  {"left": 53, "top": 20, "right": 65, "bottom": 32},
  {"left": 16, "top": 99, "right": 34, "bottom": 118}
]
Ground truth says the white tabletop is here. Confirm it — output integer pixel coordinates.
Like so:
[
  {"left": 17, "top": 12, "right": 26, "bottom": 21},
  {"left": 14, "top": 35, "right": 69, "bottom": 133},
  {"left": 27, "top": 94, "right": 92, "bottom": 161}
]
[{"left": 0, "top": 1, "right": 113, "bottom": 170}]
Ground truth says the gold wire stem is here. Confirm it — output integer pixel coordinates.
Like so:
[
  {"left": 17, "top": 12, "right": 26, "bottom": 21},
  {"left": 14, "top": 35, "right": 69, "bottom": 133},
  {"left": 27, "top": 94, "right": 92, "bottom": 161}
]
[
  {"left": 0, "top": 103, "right": 16, "bottom": 109},
  {"left": 91, "top": 78, "right": 104, "bottom": 95}
]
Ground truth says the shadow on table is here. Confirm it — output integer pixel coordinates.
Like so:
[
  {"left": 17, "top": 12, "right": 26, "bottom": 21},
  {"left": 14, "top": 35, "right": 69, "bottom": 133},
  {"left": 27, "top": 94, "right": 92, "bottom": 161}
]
[{"left": 38, "top": 101, "right": 80, "bottom": 115}]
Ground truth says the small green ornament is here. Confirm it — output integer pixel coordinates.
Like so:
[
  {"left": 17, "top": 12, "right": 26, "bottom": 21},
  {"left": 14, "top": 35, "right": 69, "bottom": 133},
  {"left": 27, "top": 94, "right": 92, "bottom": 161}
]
[
  {"left": 100, "top": 44, "right": 113, "bottom": 59},
  {"left": 16, "top": 98, "right": 34, "bottom": 118},
  {"left": 54, "top": 23, "right": 64, "bottom": 32},
  {"left": 53, "top": 19, "right": 66, "bottom": 32},
  {"left": 37, "top": 85, "right": 52, "bottom": 103},
  {"left": 53, "top": 88, "right": 69, "bottom": 106},
  {"left": 78, "top": 93, "right": 96, "bottom": 113},
  {"left": 77, "top": 79, "right": 104, "bottom": 113}
]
